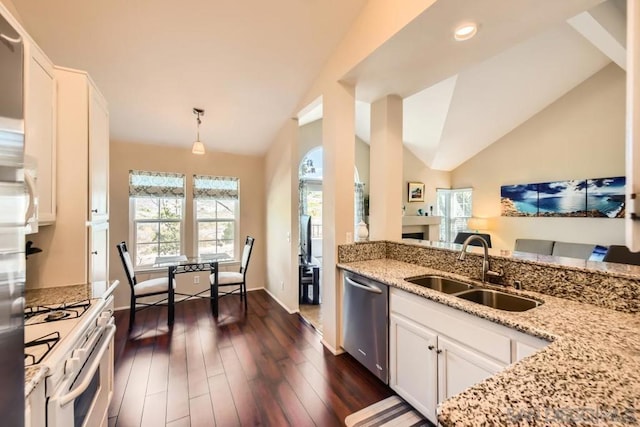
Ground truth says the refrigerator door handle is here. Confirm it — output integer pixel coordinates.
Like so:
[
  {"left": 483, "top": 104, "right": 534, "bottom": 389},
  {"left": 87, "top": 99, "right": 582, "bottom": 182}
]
[{"left": 24, "top": 172, "right": 35, "bottom": 226}]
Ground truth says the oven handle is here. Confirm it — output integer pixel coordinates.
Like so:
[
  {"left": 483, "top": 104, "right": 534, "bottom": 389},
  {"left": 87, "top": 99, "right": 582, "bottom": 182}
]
[{"left": 58, "top": 321, "right": 115, "bottom": 407}]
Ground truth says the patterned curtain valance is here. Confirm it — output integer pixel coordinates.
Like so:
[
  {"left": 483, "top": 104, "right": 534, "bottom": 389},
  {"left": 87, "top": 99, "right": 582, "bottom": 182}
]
[
  {"left": 193, "top": 175, "right": 239, "bottom": 200},
  {"left": 129, "top": 170, "right": 185, "bottom": 198}
]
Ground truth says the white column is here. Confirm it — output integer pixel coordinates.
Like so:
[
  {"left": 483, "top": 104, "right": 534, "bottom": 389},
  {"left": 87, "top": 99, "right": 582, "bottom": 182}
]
[
  {"left": 369, "top": 95, "right": 403, "bottom": 240},
  {"left": 321, "top": 81, "right": 355, "bottom": 352}
]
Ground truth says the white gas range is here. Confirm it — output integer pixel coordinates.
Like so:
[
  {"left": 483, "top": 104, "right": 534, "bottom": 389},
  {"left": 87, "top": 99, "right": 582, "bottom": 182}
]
[{"left": 24, "top": 294, "right": 115, "bottom": 427}]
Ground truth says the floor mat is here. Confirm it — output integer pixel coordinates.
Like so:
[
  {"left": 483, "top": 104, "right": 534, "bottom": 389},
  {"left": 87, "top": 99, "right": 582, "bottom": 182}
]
[{"left": 344, "top": 395, "right": 430, "bottom": 427}]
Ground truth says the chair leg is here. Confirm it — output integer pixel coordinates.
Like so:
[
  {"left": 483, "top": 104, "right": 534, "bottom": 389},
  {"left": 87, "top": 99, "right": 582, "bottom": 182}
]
[
  {"left": 129, "top": 296, "right": 135, "bottom": 331},
  {"left": 243, "top": 282, "right": 247, "bottom": 310}
]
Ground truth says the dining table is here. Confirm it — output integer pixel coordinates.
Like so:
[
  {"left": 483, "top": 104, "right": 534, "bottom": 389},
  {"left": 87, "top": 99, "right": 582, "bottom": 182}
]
[{"left": 153, "top": 254, "right": 230, "bottom": 324}]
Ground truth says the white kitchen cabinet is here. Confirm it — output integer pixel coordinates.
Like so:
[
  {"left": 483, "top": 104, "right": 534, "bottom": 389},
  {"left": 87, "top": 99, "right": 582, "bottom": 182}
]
[
  {"left": 389, "top": 313, "right": 438, "bottom": 419},
  {"left": 27, "top": 67, "right": 110, "bottom": 288},
  {"left": 389, "top": 287, "right": 549, "bottom": 423},
  {"left": 89, "top": 84, "right": 109, "bottom": 222},
  {"left": 437, "top": 336, "right": 504, "bottom": 403},
  {"left": 627, "top": 0, "right": 640, "bottom": 251},
  {"left": 89, "top": 221, "right": 109, "bottom": 287},
  {"left": 24, "top": 40, "right": 56, "bottom": 226}
]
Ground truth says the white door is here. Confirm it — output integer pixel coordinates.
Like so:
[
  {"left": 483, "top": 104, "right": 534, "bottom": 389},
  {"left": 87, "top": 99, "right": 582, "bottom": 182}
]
[
  {"left": 437, "top": 336, "right": 504, "bottom": 403},
  {"left": 389, "top": 314, "right": 438, "bottom": 423}
]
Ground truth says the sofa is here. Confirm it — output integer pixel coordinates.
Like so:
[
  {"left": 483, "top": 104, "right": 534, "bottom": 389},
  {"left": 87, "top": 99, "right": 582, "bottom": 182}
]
[{"left": 514, "top": 239, "right": 600, "bottom": 260}]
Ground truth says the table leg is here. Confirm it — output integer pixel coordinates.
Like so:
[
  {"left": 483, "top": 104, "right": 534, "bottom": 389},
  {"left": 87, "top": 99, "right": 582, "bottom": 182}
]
[
  {"left": 312, "top": 266, "right": 320, "bottom": 304},
  {"left": 212, "top": 262, "right": 219, "bottom": 317},
  {"left": 168, "top": 267, "right": 175, "bottom": 326}
]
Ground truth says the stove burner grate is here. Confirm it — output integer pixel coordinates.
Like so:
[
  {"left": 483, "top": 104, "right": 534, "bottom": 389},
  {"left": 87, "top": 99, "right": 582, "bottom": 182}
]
[
  {"left": 24, "top": 299, "right": 91, "bottom": 325},
  {"left": 25, "top": 331, "right": 61, "bottom": 367}
]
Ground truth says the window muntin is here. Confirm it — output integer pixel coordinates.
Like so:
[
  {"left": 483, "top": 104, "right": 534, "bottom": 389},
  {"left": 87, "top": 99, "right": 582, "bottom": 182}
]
[
  {"left": 194, "top": 175, "right": 239, "bottom": 259},
  {"left": 129, "top": 170, "right": 185, "bottom": 267}
]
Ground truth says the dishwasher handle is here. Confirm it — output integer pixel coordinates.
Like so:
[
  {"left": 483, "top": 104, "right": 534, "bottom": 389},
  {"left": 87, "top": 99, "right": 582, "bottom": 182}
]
[{"left": 345, "top": 276, "right": 383, "bottom": 294}]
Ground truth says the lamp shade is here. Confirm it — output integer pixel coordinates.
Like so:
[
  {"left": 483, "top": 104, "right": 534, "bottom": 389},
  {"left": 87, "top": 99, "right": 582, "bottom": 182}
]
[
  {"left": 192, "top": 140, "right": 205, "bottom": 155},
  {"left": 467, "top": 217, "right": 488, "bottom": 231}
]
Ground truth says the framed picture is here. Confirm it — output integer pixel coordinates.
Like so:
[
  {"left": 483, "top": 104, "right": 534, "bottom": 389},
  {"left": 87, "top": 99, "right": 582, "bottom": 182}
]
[{"left": 408, "top": 182, "right": 425, "bottom": 202}]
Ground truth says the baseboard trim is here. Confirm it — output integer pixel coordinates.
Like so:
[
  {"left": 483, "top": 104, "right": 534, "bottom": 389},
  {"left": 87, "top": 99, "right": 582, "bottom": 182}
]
[
  {"left": 263, "top": 287, "right": 298, "bottom": 314},
  {"left": 321, "top": 339, "right": 344, "bottom": 355}
]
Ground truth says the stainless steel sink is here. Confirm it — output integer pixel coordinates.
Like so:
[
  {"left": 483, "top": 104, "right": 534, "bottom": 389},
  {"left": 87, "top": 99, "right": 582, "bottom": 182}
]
[
  {"left": 405, "top": 275, "right": 474, "bottom": 294},
  {"left": 454, "top": 288, "right": 541, "bottom": 312}
]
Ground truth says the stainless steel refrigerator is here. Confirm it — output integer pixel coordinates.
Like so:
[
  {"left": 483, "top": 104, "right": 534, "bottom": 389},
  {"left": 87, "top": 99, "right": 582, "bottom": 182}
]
[{"left": 0, "top": 11, "right": 26, "bottom": 426}]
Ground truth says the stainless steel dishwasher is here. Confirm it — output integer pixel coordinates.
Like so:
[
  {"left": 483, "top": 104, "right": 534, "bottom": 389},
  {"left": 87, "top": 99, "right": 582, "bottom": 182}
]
[{"left": 342, "top": 271, "right": 389, "bottom": 384}]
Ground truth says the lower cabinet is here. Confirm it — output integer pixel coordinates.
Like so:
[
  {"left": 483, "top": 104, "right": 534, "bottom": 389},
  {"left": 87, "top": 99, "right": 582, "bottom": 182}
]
[{"left": 389, "top": 287, "right": 548, "bottom": 424}]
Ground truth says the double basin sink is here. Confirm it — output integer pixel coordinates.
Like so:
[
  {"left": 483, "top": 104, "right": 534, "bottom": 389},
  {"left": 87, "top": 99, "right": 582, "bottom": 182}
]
[{"left": 405, "top": 275, "right": 541, "bottom": 312}]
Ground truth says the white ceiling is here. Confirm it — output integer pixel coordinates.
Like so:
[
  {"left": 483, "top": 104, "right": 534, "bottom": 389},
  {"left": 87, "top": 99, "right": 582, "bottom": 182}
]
[
  {"left": 10, "top": 0, "right": 627, "bottom": 167},
  {"left": 341, "top": 0, "right": 626, "bottom": 171},
  {"left": 10, "top": 0, "right": 368, "bottom": 154}
]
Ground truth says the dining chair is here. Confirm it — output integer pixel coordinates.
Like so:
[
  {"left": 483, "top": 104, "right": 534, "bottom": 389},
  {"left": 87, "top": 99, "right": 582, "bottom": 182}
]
[
  {"left": 116, "top": 241, "right": 174, "bottom": 331},
  {"left": 603, "top": 245, "right": 640, "bottom": 266},
  {"left": 209, "top": 236, "right": 255, "bottom": 310}
]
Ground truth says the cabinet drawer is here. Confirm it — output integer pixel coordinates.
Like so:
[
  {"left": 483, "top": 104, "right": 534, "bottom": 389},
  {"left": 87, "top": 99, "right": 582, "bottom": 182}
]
[{"left": 390, "top": 288, "right": 511, "bottom": 364}]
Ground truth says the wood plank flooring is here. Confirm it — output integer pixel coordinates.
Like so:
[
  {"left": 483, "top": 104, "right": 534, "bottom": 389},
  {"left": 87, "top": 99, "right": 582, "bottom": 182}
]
[{"left": 108, "top": 290, "right": 393, "bottom": 426}]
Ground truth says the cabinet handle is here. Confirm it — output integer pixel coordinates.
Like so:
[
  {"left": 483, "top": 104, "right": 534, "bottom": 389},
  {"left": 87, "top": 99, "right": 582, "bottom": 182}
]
[
  {"left": 91, "top": 251, "right": 98, "bottom": 255},
  {"left": 436, "top": 349, "right": 442, "bottom": 354},
  {"left": 91, "top": 209, "right": 98, "bottom": 213},
  {"left": 428, "top": 345, "right": 435, "bottom": 351}
]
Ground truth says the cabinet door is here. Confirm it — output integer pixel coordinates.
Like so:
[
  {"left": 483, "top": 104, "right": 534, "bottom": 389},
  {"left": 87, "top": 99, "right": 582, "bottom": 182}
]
[
  {"left": 437, "top": 336, "right": 505, "bottom": 403},
  {"left": 25, "top": 42, "right": 56, "bottom": 225},
  {"left": 389, "top": 314, "right": 438, "bottom": 423},
  {"left": 89, "top": 222, "right": 109, "bottom": 285},
  {"left": 88, "top": 84, "right": 109, "bottom": 221}
]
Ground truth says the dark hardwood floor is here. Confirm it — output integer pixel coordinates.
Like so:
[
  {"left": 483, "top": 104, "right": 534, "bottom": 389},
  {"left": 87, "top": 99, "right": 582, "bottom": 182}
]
[{"left": 108, "top": 290, "right": 393, "bottom": 426}]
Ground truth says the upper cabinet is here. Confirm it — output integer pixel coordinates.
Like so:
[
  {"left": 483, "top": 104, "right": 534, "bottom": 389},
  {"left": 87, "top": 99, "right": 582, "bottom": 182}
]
[
  {"left": 628, "top": 0, "right": 640, "bottom": 251},
  {"left": 89, "top": 83, "right": 109, "bottom": 222},
  {"left": 55, "top": 66, "right": 109, "bottom": 224},
  {"left": 24, "top": 40, "right": 57, "bottom": 226}
]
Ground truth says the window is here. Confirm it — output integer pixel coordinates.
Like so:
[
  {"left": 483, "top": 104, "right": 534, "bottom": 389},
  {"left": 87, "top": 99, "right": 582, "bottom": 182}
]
[
  {"left": 436, "top": 188, "right": 473, "bottom": 242},
  {"left": 129, "top": 170, "right": 185, "bottom": 267},
  {"left": 194, "top": 175, "right": 239, "bottom": 259}
]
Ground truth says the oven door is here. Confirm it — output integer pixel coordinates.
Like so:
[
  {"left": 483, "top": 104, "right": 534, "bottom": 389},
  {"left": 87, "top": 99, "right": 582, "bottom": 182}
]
[{"left": 47, "top": 318, "right": 115, "bottom": 427}]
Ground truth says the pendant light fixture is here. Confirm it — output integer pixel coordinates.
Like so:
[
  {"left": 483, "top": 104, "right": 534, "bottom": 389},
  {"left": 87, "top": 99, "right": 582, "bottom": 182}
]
[{"left": 191, "top": 107, "right": 205, "bottom": 155}]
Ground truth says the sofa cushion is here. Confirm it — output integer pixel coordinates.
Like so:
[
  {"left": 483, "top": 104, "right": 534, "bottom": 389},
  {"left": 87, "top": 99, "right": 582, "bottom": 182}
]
[
  {"left": 514, "top": 239, "right": 554, "bottom": 255},
  {"left": 552, "top": 241, "right": 596, "bottom": 260}
]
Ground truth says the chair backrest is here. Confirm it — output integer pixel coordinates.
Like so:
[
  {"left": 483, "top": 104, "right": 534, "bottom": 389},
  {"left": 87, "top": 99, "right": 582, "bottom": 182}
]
[
  {"left": 239, "top": 236, "right": 255, "bottom": 276},
  {"left": 453, "top": 232, "right": 492, "bottom": 248},
  {"left": 603, "top": 245, "right": 640, "bottom": 266},
  {"left": 116, "top": 241, "right": 137, "bottom": 288}
]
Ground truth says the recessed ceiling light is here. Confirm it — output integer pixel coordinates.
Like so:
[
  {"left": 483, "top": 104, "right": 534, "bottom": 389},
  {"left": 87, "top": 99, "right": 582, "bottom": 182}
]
[{"left": 454, "top": 23, "right": 478, "bottom": 41}]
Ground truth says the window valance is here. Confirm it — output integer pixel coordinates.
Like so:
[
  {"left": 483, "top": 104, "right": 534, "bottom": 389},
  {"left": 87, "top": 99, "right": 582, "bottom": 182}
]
[
  {"left": 193, "top": 175, "right": 239, "bottom": 200},
  {"left": 129, "top": 170, "right": 185, "bottom": 198}
]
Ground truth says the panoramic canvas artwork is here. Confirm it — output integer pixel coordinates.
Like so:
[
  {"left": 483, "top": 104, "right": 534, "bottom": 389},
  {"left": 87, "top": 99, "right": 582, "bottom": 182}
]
[
  {"left": 586, "top": 176, "right": 626, "bottom": 218},
  {"left": 500, "top": 184, "right": 538, "bottom": 216},
  {"left": 501, "top": 176, "right": 626, "bottom": 218},
  {"left": 537, "top": 180, "right": 587, "bottom": 217}
]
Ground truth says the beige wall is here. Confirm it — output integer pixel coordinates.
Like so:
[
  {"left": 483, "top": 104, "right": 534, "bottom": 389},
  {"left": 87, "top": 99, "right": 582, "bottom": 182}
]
[
  {"left": 298, "top": 119, "right": 371, "bottom": 193},
  {"left": 451, "top": 63, "right": 626, "bottom": 250},
  {"left": 264, "top": 120, "right": 299, "bottom": 311},
  {"left": 109, "top": 141, "right": 266, "bottom": 310},
  {"left": 403, "top": 147, "right": 451, "bottom": 216}
]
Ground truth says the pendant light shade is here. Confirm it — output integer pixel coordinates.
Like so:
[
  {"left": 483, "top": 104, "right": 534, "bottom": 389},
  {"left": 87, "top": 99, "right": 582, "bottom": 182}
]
[{"left": 192, "top": 108, "right": 205, "bottom": 155}]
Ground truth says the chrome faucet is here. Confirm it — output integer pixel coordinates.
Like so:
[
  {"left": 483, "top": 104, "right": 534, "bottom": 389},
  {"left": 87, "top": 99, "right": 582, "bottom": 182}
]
[{"left": 458, "top": 235, "right": 503, "bottom": 283}]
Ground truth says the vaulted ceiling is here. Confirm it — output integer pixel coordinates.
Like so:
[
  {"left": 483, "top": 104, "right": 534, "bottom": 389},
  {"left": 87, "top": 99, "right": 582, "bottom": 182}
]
[
  {"left": 10, "top": 0, "right": 626, "bottom": 170},
  {"left": 10, "top": 0, "right": 368, "bottom": 154}
]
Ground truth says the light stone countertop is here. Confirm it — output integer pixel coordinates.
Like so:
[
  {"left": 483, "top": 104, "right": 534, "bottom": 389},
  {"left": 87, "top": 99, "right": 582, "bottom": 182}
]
[{"left": 338, "top": 258, "right": 640, "bottom": 426}]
